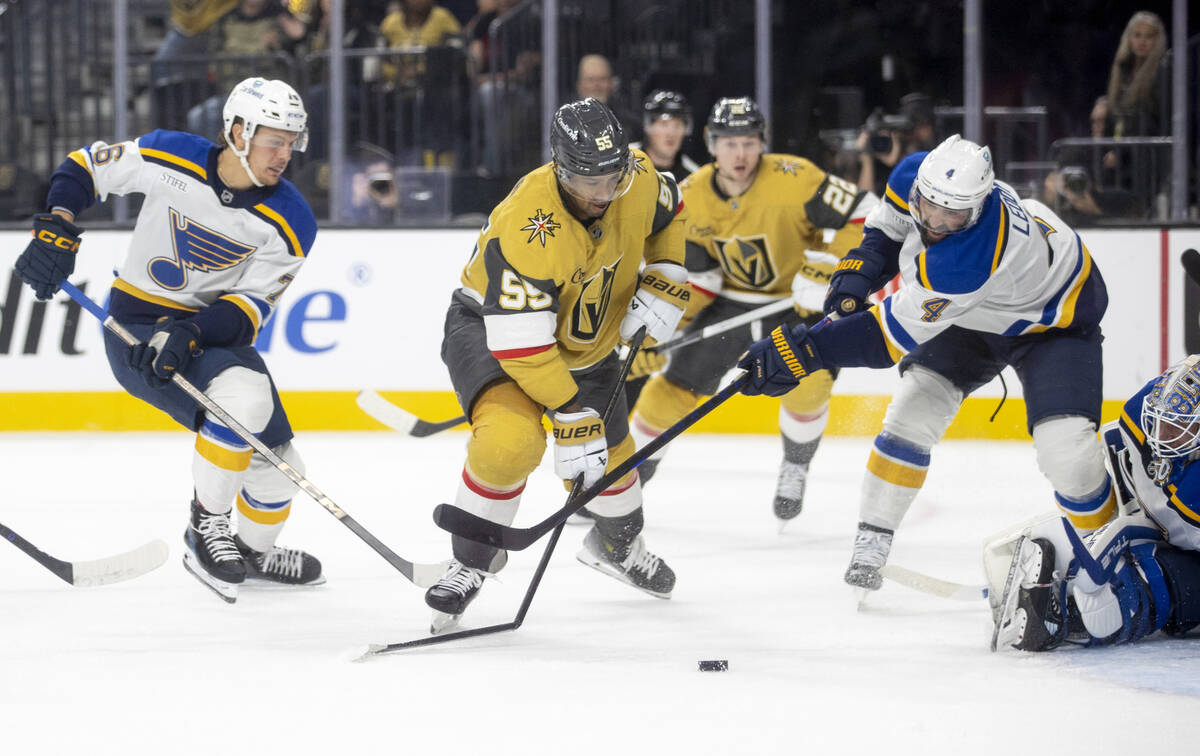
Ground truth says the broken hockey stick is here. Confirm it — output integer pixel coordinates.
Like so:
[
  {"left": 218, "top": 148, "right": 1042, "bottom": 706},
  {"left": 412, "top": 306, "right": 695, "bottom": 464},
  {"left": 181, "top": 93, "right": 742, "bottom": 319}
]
[
  {"left": 433, "top": 370, "right": 749, "bottom": 552},
  {"left": 361, "top": 328, "right": 647, "bottom": 657},
  {"left": 1, "top": 520, "right": 168, "bottom": 586},
  {"left": 878, "top": 564, "right": 988, "bottom": 601},
  {"left": 60, "top": 282, "right": 448, "bottom": 589},
  {"left": 356, "top": 298, "right": 793, "bottom": 438}
]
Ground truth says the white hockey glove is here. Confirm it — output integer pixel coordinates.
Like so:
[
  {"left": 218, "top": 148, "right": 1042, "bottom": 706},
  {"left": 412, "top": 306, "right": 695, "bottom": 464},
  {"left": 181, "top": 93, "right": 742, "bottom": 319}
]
[
  {"left": 619, "top": 263, "right": 689, "bottom": 346},
  {"left": 550, "top": 407, "right": 608, "bottom": 489},
  {"left": 792, "top": 271, "right": 829, "bottom": 314}
]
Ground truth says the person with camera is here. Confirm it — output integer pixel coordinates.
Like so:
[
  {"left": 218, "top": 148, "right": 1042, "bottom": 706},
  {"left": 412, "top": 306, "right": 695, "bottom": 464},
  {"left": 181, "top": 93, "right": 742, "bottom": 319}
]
[
  {"left": 1042, "top": 97, "right": 1139, "bottom": 223},
  {"left": 854, "top": 93, "right": 937, "bottom": 198}
]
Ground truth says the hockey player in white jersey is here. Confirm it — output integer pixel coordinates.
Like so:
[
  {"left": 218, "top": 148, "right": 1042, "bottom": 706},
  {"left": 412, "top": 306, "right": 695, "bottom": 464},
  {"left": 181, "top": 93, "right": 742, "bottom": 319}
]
[
  {"left": 13, "top": 77, "right": 322, "bottom": 602},
  {"left": 990, "top": 355, "right": 1200, "bottom": 651},
  {"left": 735, "top": 135, "right": 1112, "bottom": 593}
]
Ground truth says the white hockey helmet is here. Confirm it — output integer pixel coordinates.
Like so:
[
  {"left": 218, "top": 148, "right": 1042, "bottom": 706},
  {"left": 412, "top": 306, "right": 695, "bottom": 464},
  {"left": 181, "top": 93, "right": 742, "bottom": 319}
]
[
  {"left": 221, "top": 77, "right": 308, "bottom": 186},
  {"left": 908, "top": 134, "right": 993, "bottom": 236},
  {"left": 1143, "top": 355, "right": 1200, "bottom": 458}
]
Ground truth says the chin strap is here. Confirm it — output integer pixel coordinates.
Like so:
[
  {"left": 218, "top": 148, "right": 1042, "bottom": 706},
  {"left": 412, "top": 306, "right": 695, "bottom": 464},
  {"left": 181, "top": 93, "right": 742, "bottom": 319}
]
[{"left": 226, "top": 124, "right": 264, "bottom": 188}]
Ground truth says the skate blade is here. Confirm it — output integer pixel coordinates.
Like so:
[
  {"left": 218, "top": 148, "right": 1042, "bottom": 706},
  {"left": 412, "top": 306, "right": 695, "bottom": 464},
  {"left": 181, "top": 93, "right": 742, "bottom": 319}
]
[
  {"left": 575, "top": 551, "right": 672, "bottom": 599},
  {"left": 182, "top": 552, "right": 239, "bottom": 603},
  {"left": 853, "top": 586, "right": 872, "bottom": 610},
  {"left": 430, "top": 611, "right": 462, "bottom": 635}
]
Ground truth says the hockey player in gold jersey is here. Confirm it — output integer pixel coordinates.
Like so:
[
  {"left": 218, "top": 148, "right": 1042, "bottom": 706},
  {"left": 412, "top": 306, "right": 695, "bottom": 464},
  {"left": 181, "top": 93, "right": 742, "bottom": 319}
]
[
  {"left": 629, "top": 97, "right": 878, "bottom": 528},
  {"left": 424, "top": 99, "right": 690, "bottom": 630}
]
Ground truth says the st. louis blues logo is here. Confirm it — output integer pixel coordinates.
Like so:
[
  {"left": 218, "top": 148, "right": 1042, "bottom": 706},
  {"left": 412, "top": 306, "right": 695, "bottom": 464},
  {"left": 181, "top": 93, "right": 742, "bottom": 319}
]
[
  {"left": 521, "top": 208, "right": 561, "bottom": 247},
  {"left": 149, "top": 208, "right": 257, "bottom": 291}
]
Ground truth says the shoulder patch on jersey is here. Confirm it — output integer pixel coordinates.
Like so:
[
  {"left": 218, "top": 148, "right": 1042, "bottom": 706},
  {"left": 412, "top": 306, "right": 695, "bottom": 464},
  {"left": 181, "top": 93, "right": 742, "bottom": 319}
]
[
  {"left": 916, "top": 192, "right": 1003, "bottom": 294},
  {"left": 772, "top": 157, "right": 802, "bottom": 176},
  {"left": 251, "top": 179, "right": 317, "bottom": 257},
  {"left": 520, "top": 208, "right": 562, "bottom": 246},
  {"left": 137, "top": 130, "right": 214, "bottom": 182},
  {"left": 883, "top": 152, "right": 926, "bottom": 213}
]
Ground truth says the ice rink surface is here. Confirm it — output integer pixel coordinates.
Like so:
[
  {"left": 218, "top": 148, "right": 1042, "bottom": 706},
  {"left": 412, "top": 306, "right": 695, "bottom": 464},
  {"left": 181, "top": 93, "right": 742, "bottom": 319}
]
[{"left": 2, "top": 431, "right": 1196, "bottom": 754}]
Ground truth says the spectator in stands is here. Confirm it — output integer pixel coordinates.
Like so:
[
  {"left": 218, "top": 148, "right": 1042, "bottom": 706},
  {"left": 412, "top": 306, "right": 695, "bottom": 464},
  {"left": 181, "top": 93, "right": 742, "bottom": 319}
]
[
  {"left": 573, "top": 54, "right": 640, "bottom": 137},
  {"left": 0, "top": 162, "right": 49, "bottom": 222},
  {"left": 186, "top": 0, "right": 308, "bottom": 140},
  {"left": 852, "top": 92, "right": 937, "bottom": 198},
  {"left": 469, "top": 0, "right": 539, "bottom": 176},
  {"left": 1043, "top": 96, "right": 1139, "bottom": 223},
  {"left": 151, "top": 1, "right": 239, "bottom": 128},
  {"left": 1105, "top": 10, "right": 1168, "bottom": 140},
  {"left": 380, "top": 0, "right": 462, "bottom": 88},
  {"left": 630, "top": 90, "right": 699, "bottom": 179}
]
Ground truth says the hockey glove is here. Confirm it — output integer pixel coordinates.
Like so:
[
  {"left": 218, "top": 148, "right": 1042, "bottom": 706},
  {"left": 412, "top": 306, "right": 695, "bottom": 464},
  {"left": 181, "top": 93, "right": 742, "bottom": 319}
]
[
  {"left": 550, "top": 407, "right": 608, "bottom": 490},
  {"left": 130, "top": 316, "right": 203, "bottom": 389},
  {"left": 15, "top": 213, "right": 83, "bottom": 300},
  {"left": 619, "top": 263, "right": 690, "bottom": 346},
  {"left": 736, "top": 324, "right": 824, "bottom": 398},
  {"left": 823, "top": 255, "right": 878, "bottom": 317},
  {"left": 627, "top": 348, "right": 667, "bottom": 380}
]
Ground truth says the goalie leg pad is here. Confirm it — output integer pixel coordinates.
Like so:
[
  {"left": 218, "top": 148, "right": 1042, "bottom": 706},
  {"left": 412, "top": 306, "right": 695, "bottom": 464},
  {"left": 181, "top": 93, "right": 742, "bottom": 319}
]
[
  {"left": 465, "top": 381, "right": 546, "bottom": 488},
  {"left": 1156, "top": 545, "right": 1200, "bottom": 635},
  {"left": 1032, "top": 415, "right": 1114, "bottom": 531}
]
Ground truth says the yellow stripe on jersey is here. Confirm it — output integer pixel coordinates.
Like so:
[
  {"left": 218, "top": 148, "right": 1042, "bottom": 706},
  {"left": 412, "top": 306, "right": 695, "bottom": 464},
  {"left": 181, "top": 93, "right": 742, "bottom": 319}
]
[
  {"left": 1051, "top": 244, "right": 1093, "bottom": 329},
  {"left": 991, "top": 204, "right": 1008, "bottom": 273},
  {"left": 237, "top": 493, "right": 291, "bottom": 525},
  {"left": 885, "top": 184, "right": 909, "bottom": 211},
  {"left": 917, "top": 252, "right": 932, "bottom": 289},
  {"left": 1167, "top": 484, "right": 1200, "bottom": 526},
  {"left": 1121, "top": 408, "right": 1147, "bottom": 445},
  {"left": 139, "top": 147, "right": 207, "bottom": 181},
  {"left": 111, "top": 278, "right": 199, "bottom": 312},
  {"left": 220, "top": 294, "right": 262, "bottom": 333},
  {"left": 68, "top": 150, "right": 93, "bottom": 175},
  {"left": 253, "top": 203, "right": 304, "bottom": 258},
  {"left": 866, "top": 450, "right": 928, "bottom": 488},
  {"left": 869, "top": 305, "right": 905, "bottom": 363},
  {"left": 195, "top": 435, "right": 252, "bottom": 472}
]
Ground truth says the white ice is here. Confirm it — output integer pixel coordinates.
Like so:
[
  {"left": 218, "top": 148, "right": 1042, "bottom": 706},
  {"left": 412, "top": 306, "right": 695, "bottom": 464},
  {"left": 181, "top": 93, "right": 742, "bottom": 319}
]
[{"left": 1, "top": 431, "right": 1196, "bottom": 754}]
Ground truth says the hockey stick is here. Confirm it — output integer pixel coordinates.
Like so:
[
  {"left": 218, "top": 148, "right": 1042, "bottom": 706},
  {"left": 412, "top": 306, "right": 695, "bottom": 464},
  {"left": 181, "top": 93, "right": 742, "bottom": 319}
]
[
  {"left": 361, "top": 328, "right": 647, "bottom": 657},
  {"left": 355, "top": 390, "right": 467, "bottom": 436},
  {"left": 1181, "top": 248, "right": 1200, "bottom": 285},
  {"left": 878, "top": 564, "right": 988, "bottom": 601},
  {"left": 433, "top": 371, "right": 748, "bottom": 552},
  {"left": 356, "top": 298, "right": 792, "bottom": 438},
  {"left": 60, "top": 281, "right": 448, "bottom": 589},
  {"left": 1, "top": 520, "right": 169, "bottom": 587}
]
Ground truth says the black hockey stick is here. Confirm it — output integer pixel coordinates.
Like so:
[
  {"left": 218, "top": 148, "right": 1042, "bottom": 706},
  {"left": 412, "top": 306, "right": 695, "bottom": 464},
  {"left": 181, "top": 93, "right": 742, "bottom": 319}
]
[
  {"left": 61, "top": 281, "right": 448, "bottom": 588},
  {"left": 433, "top": 371, "right": 748, "bottom": 552},
  {"left": 1181, "top": 248, "right": 1200, "bottom": 285},
  {"left": 356, "top": 298, "right": 787, "bottom": 438},
  {"left": 361, "top": 328, "right": 647, "bottom": 657},
  {"left": 1, "top": 520, "right": 169, "bottom": 587}
]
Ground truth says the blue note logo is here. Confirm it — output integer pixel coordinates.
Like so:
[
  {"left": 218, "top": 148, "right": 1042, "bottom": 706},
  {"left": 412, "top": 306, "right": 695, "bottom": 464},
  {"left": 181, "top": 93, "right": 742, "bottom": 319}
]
[{"left": 149, "top": 208, "right": 257, "bottom": 291}]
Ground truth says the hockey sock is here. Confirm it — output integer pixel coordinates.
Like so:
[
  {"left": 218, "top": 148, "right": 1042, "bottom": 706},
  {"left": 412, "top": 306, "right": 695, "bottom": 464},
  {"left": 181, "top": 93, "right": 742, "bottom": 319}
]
[{"left": 860, "top": 431, "right": 930, "bottom": 531}]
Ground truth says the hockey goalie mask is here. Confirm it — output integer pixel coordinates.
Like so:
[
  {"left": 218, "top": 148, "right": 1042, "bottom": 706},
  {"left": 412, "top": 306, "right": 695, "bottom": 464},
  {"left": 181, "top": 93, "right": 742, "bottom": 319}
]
[
  {"left": 222, "top": 77, "right": 309, "bottom": 187},
  {"left": 1143, "top": 355, "right": 1200, "bottom": 459},
  {"left": 551, "top": 98, "right": 635, "bottom": 210},
  {"left": 908, "top": 134, "right": 993, "bottom": 239}
]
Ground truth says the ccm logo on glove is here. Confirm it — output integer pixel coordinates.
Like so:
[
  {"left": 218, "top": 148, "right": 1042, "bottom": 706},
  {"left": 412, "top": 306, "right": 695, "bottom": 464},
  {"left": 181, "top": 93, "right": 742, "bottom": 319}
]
[{"left": 34, "top": 229, "right": 81, "bottom": 252}]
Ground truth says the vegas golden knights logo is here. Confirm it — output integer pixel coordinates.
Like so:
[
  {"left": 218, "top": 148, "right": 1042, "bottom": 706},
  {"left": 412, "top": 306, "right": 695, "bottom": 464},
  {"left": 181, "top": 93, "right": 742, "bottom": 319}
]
[
  {"left": 570, "top": 263, "right": 617, "bottom": 342},
  {"left": 715, "top": 235, "right": 776, "bottom": 289}
]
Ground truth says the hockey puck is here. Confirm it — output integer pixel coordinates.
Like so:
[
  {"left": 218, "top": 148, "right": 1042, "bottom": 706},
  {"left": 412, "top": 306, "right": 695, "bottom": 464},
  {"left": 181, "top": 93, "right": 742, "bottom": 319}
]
[{"left": 698, "top": 660, "right": 728, "bottom": 672}]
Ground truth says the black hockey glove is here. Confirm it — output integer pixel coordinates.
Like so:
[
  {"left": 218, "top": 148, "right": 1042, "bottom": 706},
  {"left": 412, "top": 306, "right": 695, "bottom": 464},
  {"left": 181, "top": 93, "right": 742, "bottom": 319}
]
[
  {"left": 823, "top": 255, "right": 879, "bottom": 317},
  {"left": 130, "top": 317, "right": 203, "bottom": 389},
  {"left": 736, "top": 324, "right": 824, "bottom": 398},
  {"left": 15, "top": 213, "right": 83, "bottom": 300}
]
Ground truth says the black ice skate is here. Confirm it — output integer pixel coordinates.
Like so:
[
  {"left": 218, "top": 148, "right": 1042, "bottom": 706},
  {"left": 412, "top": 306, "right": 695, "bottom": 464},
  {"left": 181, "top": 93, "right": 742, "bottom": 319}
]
[
  {"left": 235, "top": 535, "right": 325, "bottom": 586},
  {"left": 566, "top": 507, "right": 596, "bottom": 526},
  {"left": 425, "top": 560, "right": 485, "bottom": 633},
  {"left": 773, "top": 460, "right": 809, "bottom": 528},
  {"left": 576, "top": 527, "right": 675, "bottom": 598},
  {"left": 991, "top": 537, "right": 1073, "bottom": 652},
  {"left": 182, "top": 499, "right": 246, "bottom": 603},
  {"left": 844, "top": 522, "right": 895, "bottom": 597}
]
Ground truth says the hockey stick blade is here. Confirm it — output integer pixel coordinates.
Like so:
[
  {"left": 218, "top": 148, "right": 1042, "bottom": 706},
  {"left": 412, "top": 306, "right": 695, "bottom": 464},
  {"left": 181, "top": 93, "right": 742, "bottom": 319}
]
[
  {"left": 2, "top": 520, "right": 169, "bottom": 586},
  {"left": 61, "top": 282, "right": 448, "bottom": 589},
  {"left": 356, "top": 390, "right": 467, "bottom": 437},
  {"left": 1182, "top": 249, "right": 1200, "bottom": 286},
  {"left": 879, "top": 564, "right": 988, "bottom": 601},
  {"left": 434, "top": 374, "right": 748, "bottom": 551}
]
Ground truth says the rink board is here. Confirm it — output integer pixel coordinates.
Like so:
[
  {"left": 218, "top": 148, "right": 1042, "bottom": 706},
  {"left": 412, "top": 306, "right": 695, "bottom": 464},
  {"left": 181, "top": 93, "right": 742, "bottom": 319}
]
[{"left": 1, "top": 226, "right": 1197, "bottom": 437}]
